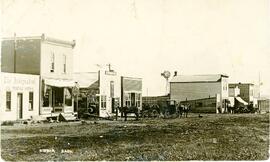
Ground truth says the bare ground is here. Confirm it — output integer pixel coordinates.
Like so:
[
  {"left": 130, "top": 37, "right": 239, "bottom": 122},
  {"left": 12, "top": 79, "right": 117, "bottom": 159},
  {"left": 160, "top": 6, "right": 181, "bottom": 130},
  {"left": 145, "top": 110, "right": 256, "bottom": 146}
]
[{"left": 1, "top": 113, "right": 269, "bottom": 161}]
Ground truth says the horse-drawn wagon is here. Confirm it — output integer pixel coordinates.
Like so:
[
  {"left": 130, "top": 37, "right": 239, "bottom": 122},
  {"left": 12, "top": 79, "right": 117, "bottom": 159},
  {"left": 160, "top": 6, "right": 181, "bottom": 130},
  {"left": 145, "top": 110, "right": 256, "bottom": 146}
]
[{"left": 141, "top": 99, "right": 190, "bottom": 118}]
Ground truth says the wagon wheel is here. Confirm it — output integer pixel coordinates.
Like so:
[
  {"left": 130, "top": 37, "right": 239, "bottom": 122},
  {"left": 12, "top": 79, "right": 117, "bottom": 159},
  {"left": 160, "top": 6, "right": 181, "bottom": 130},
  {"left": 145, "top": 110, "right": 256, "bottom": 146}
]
[
  {"left": 150, "top": 104, "right": 160, "bottom": 118},
  {"left": 88, "top": 107, "right": 94, "bottom": 113},
  {"left": 141, "top": 110, "right": 148, "bottom": 118},
  {"left": 164, "top": 110, "right": 170, "bottom": 118},
  {"left": 151, "top": 109, "right": 159, "bottom": 118}
]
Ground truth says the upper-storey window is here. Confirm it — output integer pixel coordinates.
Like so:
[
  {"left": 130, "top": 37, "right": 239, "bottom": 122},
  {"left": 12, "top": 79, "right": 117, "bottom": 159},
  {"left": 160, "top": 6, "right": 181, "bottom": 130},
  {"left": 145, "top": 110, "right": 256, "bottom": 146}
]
[
  {"left": 50, "top": 52, "right": 55, "bottom": 72},
  {"left": 63, "top": 54, "right": 66, "bottom": 73}
]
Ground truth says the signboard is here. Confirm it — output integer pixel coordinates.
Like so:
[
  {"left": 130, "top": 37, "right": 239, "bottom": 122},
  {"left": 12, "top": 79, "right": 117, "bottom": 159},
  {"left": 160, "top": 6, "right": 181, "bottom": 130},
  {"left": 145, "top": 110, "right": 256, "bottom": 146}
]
[
  {"left": 1, "top": 74, "right": 38, "bottom": 91},
  {"left": 105, "top": 71, "right": 117, "bottom": 76}
]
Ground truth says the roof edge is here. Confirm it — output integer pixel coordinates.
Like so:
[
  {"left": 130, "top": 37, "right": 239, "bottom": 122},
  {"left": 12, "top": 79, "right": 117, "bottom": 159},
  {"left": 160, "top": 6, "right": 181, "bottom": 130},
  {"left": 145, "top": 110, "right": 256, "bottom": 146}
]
[{"left": 2, "top": 34, "right": 76, "bottom": 48}]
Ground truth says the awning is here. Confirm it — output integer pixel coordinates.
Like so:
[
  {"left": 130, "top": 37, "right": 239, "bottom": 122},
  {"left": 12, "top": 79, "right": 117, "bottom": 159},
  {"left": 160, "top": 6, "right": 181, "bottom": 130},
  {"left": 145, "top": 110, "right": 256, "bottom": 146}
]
[
  {"left": 44, "top": 78, "right": 75, "bottom": 87},
  {"left": 235, "top": 97, "right": 248, "bottom": 106}
]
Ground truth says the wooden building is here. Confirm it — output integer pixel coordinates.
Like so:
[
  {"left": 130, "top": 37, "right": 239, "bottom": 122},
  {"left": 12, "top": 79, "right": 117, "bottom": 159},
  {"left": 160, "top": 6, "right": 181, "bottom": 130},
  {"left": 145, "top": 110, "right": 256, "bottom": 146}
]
[
  {"left": 74, "top": 70, "right": 142, "bottom": 118},
  {"left": 170, "top": 74, "right": 229, "bottom": 113},
  {"left": 0, "top": 72, "right": 40, "bottom": 121},
  {"left": 229, "top": 83, "right": 257, "bottom": 107},
  {"left": 121, "top": 76, "right": 142, "bottom": 111},
  {"left": 1, "top": 34, "right": 77, "bottom": 119},
  {"left": 258, "top": 97, "right": 270, "bottom": 114}
]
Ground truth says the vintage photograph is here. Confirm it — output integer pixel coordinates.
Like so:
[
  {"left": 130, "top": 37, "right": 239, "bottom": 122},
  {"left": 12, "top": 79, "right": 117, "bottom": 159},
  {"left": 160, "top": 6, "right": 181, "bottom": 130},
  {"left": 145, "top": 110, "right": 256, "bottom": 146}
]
[{"left": 0, "top": 0, "right": 269, "bottom": 161}]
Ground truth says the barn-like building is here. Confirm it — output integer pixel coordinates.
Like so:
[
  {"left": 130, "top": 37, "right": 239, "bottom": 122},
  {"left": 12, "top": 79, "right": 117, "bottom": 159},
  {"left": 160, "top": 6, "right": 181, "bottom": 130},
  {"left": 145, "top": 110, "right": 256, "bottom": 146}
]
[{"left": 170, "top": 74, "right": 229, "bottom": 113}]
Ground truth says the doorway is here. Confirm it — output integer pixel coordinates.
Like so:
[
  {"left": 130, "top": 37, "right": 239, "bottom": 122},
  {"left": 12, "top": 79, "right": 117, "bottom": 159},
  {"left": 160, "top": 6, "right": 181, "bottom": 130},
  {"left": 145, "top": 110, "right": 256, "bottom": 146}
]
[
  {"left": 17, "top": 93, "right": 23, "bottom": 119},
  {"left": 131, "top": 93, "right": 135, "bottom": 107}
]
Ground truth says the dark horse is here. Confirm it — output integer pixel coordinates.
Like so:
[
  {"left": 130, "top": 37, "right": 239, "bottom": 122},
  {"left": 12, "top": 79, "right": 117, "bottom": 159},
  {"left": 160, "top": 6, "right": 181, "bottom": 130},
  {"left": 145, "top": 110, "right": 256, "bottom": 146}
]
[
  {"left": 177, "top": 104, "right": 190, "bottom": 118},
  {"left": 118, "top": 106, "right": 139, "bottom": 121}
]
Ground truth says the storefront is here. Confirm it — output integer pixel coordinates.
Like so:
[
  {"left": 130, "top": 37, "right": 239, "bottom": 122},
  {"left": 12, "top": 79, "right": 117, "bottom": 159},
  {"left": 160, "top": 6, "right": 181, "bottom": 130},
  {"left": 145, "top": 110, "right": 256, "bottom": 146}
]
[
  {"left": 40, "top": 78, "right": 75, "bottom": 117},
  {"left": 74, "top": 71, "right": 142, "bottom": 118},
  {"left": 121, "top": 76, "right": 142, "bottom": 110},
  {"left": 99, "top": 70, "right": 121, "bottom": 117},
  {"left": 0, "top": 72, "right": 40, "bottom": 121}
]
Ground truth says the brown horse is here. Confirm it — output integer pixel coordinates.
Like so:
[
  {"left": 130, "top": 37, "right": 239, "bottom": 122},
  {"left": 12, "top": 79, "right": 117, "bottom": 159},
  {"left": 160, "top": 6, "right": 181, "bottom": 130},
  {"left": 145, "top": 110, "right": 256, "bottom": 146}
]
[
  {"left": 118, "top": 106, "right": 139, "bottom": 121},
  {"left": 177, "top": 104, "right": 190, "bottom": 118}
]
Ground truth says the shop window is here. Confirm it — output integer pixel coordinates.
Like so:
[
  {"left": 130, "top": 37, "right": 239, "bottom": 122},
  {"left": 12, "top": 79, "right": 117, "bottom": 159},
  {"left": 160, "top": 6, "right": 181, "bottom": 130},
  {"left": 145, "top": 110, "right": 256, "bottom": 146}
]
[
  {"left": 50, "top": 52, "right": 55, "bottom": 72},
  {"left": 101, "top": 95, "right": 106, "bottom": 109},
  {"left": 64, "top": 88, "right": 72, "bottom": 106},
  {"left": 29, "top": 92, "right": 34, "bottom": 111},
  {"left": 136, "top": 93, "right": 141, "bottom": 107},
  {"left": 6, "top": 91, "right": 11, "bottom": 111},
  {"left": 125, "top": 93, "right": 131, "bottom": 107}
]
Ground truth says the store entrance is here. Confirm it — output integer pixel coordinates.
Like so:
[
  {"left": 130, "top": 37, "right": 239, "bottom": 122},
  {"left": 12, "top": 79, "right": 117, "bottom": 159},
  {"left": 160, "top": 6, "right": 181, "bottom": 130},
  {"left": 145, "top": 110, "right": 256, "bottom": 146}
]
[
  {"left": 52, "top": 87, "right": 64, "bottom": 112},
  {"left": 131, "top": 93, "right": 136, "bottom": 107}
]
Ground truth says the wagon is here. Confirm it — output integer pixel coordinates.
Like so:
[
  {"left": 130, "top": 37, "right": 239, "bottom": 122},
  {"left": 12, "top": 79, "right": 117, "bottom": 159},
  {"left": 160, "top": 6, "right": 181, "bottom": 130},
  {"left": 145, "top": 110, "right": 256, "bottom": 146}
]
[{"left": 141, "top": 99, "right": 178, "bottom": 118}]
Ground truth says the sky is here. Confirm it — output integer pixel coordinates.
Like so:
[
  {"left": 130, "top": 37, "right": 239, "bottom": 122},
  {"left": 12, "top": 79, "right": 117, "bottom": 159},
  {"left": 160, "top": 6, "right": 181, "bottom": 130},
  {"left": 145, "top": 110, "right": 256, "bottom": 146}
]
[{"left": 1, "top": 0, "right": 270, "bottom": 96}]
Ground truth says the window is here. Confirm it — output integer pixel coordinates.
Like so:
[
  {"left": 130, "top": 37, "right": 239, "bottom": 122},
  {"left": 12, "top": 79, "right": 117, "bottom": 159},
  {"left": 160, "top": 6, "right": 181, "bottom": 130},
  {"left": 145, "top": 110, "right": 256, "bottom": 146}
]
[
  {"left": 136, "top": 93, "right": 141, "bottom": 107},
  {"left": 50, "top": 53, "right": 55, "bottom": 72},
  {"left": 125, "top": 93, "right": 131, "bottom": 107},
  {"left": 64, "top": 88, "right": 72, "bottom": 106},
  {"left": 101, "top": 95, "right": 106, "bottom": 109},
  {"left": 63, "top": 54, "right": 66, "bottom": 73},
  {"left": 6, "top": 91, "right": 11, "bottom": 111},
  {"left": 110, "top": 81, "right": 114, "bottom": 98},
  {"left": 29, "top": 92, "right": 34, "bottom": 111}
]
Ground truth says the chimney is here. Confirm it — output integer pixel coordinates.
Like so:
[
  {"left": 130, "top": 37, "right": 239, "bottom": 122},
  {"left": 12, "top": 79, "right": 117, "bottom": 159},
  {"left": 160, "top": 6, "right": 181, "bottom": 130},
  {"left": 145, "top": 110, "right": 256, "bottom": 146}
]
[{"left": 174, "top": 71, "right": 177, "bottom": 77}]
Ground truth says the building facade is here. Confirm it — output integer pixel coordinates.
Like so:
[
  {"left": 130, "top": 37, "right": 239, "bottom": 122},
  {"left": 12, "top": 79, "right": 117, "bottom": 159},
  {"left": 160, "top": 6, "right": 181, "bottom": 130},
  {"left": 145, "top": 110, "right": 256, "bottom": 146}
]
[
  {"left": 1, "top": 34, "right": 76, "bottom": 118},
  {"left": 229, "top": 83, "right": 257, "bottom": 107},
  {"left": 0, "top": 72, "right": 40, "bottom": 121},
  {"left": 121, "top": 76, "right": 143, "bottom": 111},
  {"left": 170, "top": 74, "right": 229, "bottom": 113},
  {"left": 258, "top": 98, "right": 270, "bottom": 114},
  {"left": 74, "top": 70, "right": 142, "bottom": 118}
]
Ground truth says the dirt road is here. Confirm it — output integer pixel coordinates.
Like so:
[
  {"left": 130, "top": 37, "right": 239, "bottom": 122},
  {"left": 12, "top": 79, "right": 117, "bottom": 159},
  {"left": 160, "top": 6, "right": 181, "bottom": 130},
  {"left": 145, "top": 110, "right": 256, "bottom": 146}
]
[{"left": 1, "top": 113, "right": 269, "bottom": 161}]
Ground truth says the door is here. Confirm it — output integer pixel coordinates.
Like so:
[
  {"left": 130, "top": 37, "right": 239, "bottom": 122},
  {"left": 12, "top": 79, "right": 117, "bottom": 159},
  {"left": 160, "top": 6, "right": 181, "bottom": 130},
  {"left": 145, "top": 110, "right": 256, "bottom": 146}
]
[
  {"left": 112, "top": 98, "right": 115, "bottom": 113},
  {"left": 17, "top": 93, "right": 23, "bottom": 119},
  {"left": 131, "top": 93, "right": 135, "bottom": 107}
]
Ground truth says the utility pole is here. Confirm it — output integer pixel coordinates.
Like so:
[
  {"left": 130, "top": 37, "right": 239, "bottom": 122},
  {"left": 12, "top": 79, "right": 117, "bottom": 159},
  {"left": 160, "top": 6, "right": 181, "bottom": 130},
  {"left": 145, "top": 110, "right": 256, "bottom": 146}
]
[{"left": 259, "top": 72, "right": 262, "bottom": 98}]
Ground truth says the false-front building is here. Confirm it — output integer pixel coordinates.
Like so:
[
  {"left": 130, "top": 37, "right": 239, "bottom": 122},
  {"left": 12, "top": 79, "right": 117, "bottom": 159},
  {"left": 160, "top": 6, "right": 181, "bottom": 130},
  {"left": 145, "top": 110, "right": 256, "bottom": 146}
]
[
  {"left": 0, "top": 72, "right": 40, "bottom": 121},
  {"left": 74, "top": 69, "right": 142, "bottom": 118},
  {"left": 1, "top": 34, "right": 76, "bottom": 119}
]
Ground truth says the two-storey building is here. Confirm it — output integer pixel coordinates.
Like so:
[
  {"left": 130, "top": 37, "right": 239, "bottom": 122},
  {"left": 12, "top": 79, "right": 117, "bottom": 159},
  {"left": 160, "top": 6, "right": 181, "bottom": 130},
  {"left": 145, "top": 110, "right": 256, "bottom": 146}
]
[{"left": 1, "top": 34, "right": 76, "bottom": 119}]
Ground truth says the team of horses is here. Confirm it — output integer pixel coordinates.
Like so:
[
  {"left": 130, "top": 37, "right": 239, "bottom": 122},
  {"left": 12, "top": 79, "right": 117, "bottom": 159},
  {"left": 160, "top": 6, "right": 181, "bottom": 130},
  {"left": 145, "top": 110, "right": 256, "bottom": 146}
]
[{"left": 117, "top": 102, "right": 191, "bottom": 121}]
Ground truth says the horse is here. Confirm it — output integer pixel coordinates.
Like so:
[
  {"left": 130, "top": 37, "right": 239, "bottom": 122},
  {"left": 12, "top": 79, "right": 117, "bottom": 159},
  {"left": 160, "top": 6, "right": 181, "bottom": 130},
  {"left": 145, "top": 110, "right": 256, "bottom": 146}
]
[
  {"left": 177, "top": 103, "right": 190, "bottom": 118},
  {"left": 118, "top": 106, "right": 140, "bottom": 121}
]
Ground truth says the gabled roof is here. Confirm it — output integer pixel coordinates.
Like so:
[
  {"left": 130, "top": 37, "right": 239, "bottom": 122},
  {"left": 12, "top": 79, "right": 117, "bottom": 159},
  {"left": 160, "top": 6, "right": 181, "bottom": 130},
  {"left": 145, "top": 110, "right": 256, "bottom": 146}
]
[
  {"left": 170, "top": 74, "right": 228, "bottom": 83},
  {"left": 73, "top": 72, "right": 99, "bottom": 88}
]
